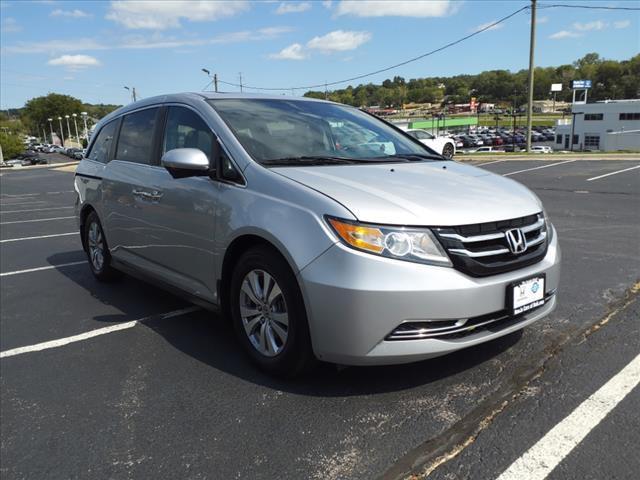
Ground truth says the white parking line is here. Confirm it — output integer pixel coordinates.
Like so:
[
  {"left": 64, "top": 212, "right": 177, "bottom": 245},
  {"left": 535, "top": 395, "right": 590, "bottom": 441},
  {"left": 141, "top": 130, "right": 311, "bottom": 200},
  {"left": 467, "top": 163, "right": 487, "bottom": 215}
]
[
  {"left": 474, "top": 159, "right": 508, "bottom": 166},
  {"left": 503, "top": 159, "right": 577, "bottom": 177},
  {"left": 0, "top": 306, "right": 200, "bottom": 359},
  {"left": 0, "top": 206, "right": 74, "bottom": 214},
  {"left": 0, "top": 201, "right": 48, "bottom": 207},
  {"left": 0, "top": 190, "right": 74, "bottom": 198},
  {"left": 496, "top": 353, "right": 640, "bottom": 480},
  {"left": 0, "top": 216, "right": 75, "bottom": 225},
  {"left": 0, "top": 261, "right": 86, "bottom": 277},
  {"left": 586, "top": 165, "right": 640, "bottom": 182},
  {"left": 0, "top": 232, "right": 77, "bottom": 243}
]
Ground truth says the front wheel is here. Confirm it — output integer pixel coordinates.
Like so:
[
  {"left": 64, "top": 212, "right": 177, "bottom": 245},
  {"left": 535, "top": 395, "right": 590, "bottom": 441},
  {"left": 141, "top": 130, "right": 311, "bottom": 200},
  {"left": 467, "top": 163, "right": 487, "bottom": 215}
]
[
  {"left": 442, "top": 142, "right": 455, "bottom": 159},
  {"left": 230, "top": 246, "right": 315, "bottom": 377}
]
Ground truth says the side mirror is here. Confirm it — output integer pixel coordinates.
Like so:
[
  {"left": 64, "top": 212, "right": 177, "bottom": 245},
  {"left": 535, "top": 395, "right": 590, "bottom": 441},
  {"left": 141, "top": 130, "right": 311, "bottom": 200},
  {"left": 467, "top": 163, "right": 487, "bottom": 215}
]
[{"left": 161, "top": 148, "right": 211, "bottom": 177}]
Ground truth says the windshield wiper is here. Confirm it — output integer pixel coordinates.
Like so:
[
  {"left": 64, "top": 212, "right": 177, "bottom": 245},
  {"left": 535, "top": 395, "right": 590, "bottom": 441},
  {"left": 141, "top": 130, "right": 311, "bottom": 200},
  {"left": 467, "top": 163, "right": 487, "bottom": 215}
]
[
  {"left": 261, "top": 156, "right": 360, "bottom": 166},
  {"left": 382, "top": 153, "right": 446, "bottom": 162}
]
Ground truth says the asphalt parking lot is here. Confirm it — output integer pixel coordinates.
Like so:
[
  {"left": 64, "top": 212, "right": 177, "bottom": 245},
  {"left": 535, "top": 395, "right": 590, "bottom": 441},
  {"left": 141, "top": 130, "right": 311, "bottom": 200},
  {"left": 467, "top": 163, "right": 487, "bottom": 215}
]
[{"left": 1, "top": 158, "right": 639, "bottom": 479}]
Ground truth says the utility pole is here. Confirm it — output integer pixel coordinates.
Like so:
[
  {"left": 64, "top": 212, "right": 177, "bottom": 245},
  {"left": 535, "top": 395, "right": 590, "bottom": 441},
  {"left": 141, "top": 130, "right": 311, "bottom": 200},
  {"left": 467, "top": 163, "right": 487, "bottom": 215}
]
[
  {"left": 325, "top": 82, "right": 328, "bottom": 100},
  {"left": 214, "top": 74, "right": 218, "bottom": 93},
  {"left": 525, "top": 0, "right": 537, "bottom": 153},
  {"left": 239, "top": 73, "right": 243, "bottom": 93},
  {"left": 132, "top": 87, "right": 137, "bottom": 102}
]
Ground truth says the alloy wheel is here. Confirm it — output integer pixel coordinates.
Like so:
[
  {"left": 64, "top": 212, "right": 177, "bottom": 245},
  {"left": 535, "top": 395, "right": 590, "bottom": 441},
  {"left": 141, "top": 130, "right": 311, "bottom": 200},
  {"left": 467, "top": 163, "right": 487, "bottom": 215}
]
[{"left": 239, "top": 269, "right": 289, "bottom": 357}]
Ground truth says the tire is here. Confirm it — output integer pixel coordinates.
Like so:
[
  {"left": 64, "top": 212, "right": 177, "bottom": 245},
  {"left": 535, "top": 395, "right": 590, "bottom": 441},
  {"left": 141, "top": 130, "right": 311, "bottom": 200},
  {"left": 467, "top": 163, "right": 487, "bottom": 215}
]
[
  {"left": 230, "top": 245, "right": 315, "bottom": 377},
  {"left": 442, "top": 142, "right": 454, "bottom": 159},
  {"left": 83, "top": 211, "right": 121, "bottom": 282}
]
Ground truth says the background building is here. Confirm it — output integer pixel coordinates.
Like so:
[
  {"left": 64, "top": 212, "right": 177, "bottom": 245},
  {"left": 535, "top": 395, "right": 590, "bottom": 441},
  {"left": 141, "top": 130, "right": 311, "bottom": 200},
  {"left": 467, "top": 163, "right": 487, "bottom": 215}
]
[{"left": 555, "top": 99, "right": 640, "bottom": 151}]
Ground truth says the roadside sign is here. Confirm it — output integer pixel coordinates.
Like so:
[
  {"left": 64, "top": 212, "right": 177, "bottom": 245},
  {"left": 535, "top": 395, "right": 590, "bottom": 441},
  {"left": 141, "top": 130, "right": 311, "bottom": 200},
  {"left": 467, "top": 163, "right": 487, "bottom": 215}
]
[
  {"left": 551, "top": 83, "right": 562, "bottom": 92},
  {"left": 570, "top": 80, "right": 592, "bottom": 89}
]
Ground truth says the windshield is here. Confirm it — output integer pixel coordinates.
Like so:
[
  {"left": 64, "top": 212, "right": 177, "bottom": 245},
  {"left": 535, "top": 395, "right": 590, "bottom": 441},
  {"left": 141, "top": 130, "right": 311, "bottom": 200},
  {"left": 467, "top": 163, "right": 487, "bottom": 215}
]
[{"left": 208, "top": 98, "right": 440, "bottom": 165}]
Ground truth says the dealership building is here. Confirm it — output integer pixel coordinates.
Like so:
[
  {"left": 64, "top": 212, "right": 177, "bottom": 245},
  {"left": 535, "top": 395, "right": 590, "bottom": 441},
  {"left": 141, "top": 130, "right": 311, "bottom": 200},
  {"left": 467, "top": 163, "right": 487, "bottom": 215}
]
[{"left": 555, "top": 99, "right": 640, "bottom": 151}]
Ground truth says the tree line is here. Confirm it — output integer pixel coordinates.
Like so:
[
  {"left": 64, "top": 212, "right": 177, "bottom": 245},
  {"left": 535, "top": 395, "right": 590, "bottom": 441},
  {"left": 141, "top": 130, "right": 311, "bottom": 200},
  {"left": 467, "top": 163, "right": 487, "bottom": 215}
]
[{"left": 304, "top": 53, "right": 639, "bottom": 108}]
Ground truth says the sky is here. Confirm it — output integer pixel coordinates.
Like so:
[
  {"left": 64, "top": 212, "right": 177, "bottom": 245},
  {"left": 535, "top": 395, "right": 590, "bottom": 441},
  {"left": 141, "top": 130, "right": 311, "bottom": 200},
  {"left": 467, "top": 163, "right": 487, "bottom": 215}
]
[{"left": 1, "top": 0, "right": 638, "bottom": 108}]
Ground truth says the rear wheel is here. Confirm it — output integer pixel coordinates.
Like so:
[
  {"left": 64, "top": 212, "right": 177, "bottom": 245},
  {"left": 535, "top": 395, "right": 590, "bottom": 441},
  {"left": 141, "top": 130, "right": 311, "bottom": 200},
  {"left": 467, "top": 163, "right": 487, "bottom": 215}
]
[
  {"left": 442, "top": 142, "right": 455, "bottom": 159},
  {"left": 230, "top": 246, "right": 315, "bottom": 377},
  {"left": 84, "top": 211, "right": 121, "bottom": 282}
]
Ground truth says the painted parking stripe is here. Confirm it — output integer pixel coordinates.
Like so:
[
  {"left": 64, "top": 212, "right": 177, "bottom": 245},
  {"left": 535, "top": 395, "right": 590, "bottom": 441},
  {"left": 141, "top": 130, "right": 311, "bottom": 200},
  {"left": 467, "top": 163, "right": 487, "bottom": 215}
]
[
  {"left": 0, "top": 261, "right": 86, "bottom": 277},
  {"left": 0, "top": 232, "right": 77, "bottom": 243},
  {"left": 586, "top": 165, "right": 640, "bottom": 182},
  {"left": 473, "top": 159, "right": 509, "bottom": 166},
  {"left": 0, "top": 216, "right": 75, "bottom": 225},
  {"left": 0, "top": 206, "right": 74, "bottom": 214},
  {"left": 0, "top": 190, "right": 74, "bottom": 198},
  {"left": 496, "top": 353, "right": 640, "bottom": 480},
  {"left": 0, "top": 201, "right": 48, "bottom": 207},
  {"left": 503, "top": 159, "right": 577, "bottom": 177},
  {"left": 0, "top": 306, "right": 200, "bottom": 359}
]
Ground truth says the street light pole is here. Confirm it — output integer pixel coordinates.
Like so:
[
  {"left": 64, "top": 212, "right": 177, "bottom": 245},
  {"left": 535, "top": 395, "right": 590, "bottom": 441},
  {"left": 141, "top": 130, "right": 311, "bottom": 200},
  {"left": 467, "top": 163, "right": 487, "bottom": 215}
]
[
  {"left": 81, "top": 112, "right": 88, "bottom": 140},
  {"left": 57, "top": 116, "right": 65, "bottom": 146},
  {"left": 65, "top": 115, "right": 72, "bottom": 145},
  {"left": 525, "top": 0, "right": 537, "bottom": 153},
  {"left": 201, "top": 68, "right": 218, "bottom": 92},
  {"left": 72, "top": 113, "right": 80, "bottom": 145},
  {"left": 48, "top": 118, "right": 54, "bottom": 144}
]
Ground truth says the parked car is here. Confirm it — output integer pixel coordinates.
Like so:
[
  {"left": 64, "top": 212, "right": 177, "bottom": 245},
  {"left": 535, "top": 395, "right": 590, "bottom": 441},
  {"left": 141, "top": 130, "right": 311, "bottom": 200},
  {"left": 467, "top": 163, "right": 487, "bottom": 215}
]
[
  {"left": 76, "top": 93, "right": 560, "bottom": 377},
  {"left": 531, "top": 146, "right": 553, "bottom": 153},
  {"left": 504, "top": 145, "right": 522, "bottom": 152},
  {"left": 52, "top": 146, "right": 66, "bottom": 153},
  {"left": 463, "top": 146, "right": 503, "bottom": 154},
  {"left": 402, "top": 129, "right": 456, "bottom": 159}
]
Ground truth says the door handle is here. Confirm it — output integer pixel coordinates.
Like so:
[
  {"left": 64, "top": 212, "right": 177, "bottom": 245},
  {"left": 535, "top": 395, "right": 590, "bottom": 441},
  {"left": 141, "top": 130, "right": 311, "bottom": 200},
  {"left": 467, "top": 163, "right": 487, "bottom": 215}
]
[{"left": 132, "top": 189, "right": 163, "bottom": 201}]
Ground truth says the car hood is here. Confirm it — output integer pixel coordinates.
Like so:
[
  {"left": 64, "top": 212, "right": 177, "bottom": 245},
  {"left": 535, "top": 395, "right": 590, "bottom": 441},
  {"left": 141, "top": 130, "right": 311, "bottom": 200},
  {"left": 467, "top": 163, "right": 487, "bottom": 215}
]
[{"left": 272, "top": 161, "right": 542, "bottom": 226}]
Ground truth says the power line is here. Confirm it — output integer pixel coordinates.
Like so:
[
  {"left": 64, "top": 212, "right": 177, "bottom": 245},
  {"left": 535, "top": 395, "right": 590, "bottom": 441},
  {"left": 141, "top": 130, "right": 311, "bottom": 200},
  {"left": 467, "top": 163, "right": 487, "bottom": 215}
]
[
  {"left": 537, "top": 3, "right": 640, "bottom": 11},
  {"left": 217, "top": 4, "right": 531, "bottom": 92},
  {"left": 214, "top": 2, "right": 638, "bottom": 93}
]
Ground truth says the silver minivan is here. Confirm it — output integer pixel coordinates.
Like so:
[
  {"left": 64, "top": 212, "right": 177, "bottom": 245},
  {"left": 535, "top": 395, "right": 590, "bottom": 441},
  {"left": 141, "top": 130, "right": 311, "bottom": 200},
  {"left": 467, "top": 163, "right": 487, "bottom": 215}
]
[{"left": 75, "top": 93, "right": 560, "bottom": 376}]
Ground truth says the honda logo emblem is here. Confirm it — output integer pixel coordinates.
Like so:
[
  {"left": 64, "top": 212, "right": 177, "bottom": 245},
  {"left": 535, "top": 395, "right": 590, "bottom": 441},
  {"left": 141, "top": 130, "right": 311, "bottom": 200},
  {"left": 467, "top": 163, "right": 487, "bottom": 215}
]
[{"left": 505, "top": 228, "right": 527, "bottom": 254}]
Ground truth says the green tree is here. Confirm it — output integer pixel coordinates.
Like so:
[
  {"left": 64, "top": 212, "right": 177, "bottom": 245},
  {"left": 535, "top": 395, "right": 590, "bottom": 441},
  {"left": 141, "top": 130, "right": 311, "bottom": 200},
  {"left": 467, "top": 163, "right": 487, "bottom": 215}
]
[
  {"left": 22, "top": 93, "right": 84, "bottom": 145},
  {"left": 0, "top": 132, "right": 24, "bottom": 160}
]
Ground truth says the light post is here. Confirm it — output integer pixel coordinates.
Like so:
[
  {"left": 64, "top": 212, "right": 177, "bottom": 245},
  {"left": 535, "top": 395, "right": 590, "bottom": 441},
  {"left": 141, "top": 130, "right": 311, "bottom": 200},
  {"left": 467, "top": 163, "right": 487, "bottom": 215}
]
[
  {"left": 72, "top": 113, "right": 80, "bottom": 145},
  {"left": 124, "top": 86, "right": 137, "bottom": 102},
  {"left": 569, "top": 111, "right": 583, "bottom": 152},
  {"left": 81, "top": 112, "right": 88, "bottom": 141},
  {"left": 202, "top": 68, "right": 218, "bottom": 92},
  {"left": 57, "top": 116, "right": 65, "bottom": 146},
  {"left": 64, "top": 115, "right": 72, "bottom": 145},
  {"left": 48, "top": 118, "right": 54, "bottom": 144}
]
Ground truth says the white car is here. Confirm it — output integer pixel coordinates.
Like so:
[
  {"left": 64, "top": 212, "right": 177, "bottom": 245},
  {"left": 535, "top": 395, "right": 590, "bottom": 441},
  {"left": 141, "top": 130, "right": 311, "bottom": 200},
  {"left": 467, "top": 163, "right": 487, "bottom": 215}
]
[
  {"left": 464, "top": 146, "right": 503, "bottom": 154},
  {"left": 403, "top": 129, "right": 456, "bottom": 159},
  {"left": 531, "top": 146, "right": 553, "bottom": 154}
]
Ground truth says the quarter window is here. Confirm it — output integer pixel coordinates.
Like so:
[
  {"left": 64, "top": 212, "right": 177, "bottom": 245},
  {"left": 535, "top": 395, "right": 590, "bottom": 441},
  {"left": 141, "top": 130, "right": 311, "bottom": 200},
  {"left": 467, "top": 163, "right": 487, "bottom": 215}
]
[
  {"left": 163, "top": 107, "right": 214, "bottom": 161},
  {"left": 116, "top": 108, "right": 159, "bottom": 165},
  {"left": 87, "top": 120, "right": 117, "bottom": 163}
]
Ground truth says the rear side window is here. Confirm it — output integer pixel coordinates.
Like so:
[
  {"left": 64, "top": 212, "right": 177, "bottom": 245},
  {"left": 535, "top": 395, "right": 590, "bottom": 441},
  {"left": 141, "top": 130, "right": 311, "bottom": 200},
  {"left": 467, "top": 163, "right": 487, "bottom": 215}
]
[
  {"left": 87, "top": 120, "right": 117, "bottom": 163},
  {"left": 116, "top": 108, "right": 159, "bottom": 165},
  {"left": 163, "top": 107, "right": 214, "bottom": 160}
]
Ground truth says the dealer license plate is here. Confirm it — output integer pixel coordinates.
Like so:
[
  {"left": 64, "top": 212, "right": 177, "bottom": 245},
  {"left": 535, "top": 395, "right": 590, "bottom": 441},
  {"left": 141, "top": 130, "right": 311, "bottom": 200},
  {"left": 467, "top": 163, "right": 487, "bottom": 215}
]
[{"left": 509, "top": 276, "right": 545, "bottom": 316}]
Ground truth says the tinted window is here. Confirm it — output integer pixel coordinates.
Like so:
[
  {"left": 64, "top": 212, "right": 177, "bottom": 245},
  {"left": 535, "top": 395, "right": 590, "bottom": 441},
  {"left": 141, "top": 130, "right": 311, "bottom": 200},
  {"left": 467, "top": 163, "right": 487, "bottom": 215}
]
[
  {"left": 220, "top": 148, "right": 243, "bottom": 183},
  {"left": 116, "top": 108, "right": 159, "bottom": 165},
  {"left": 208, "top": 99, "right": 439, "bottom": 164},
  {"left": 87, "top": 120, "right": 117, "bottom": 163},
  {"left": 163, "top": 107, "right": 214, "bottom": 161}
]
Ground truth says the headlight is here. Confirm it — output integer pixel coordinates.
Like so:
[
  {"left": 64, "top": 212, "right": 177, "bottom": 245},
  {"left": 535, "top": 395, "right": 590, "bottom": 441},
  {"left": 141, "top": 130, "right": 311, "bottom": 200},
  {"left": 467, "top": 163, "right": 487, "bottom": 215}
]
[
  {"left": 326, "top": 217, "right": 452, "bottom": 267},
  {"left": 542, "top": 210, "right": 554, "bottom": 242}
]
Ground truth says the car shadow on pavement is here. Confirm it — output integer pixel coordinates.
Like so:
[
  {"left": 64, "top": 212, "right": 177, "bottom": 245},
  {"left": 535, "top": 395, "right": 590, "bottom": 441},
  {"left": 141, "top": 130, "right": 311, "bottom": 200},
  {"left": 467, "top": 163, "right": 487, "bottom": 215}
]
[{"left": 49, "top": 251, "right": 523, "bottom": 396}]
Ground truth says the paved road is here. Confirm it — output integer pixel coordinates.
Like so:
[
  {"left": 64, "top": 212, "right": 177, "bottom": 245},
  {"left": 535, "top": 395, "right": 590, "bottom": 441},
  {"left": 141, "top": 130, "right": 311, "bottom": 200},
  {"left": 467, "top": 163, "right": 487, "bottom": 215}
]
[{"left": 1, "top": 159, "right": 638, "bottom": 479}]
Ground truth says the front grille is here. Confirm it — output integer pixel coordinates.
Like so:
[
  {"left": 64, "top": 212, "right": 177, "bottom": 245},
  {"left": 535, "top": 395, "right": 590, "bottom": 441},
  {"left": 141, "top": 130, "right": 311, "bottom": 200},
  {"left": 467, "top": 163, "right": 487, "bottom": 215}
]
[
  {"left": 433, "top": 213, "right": 548, "bottom": 277},
  {"left": 386, "top": 291, "right": 555, "bottom": 341}
]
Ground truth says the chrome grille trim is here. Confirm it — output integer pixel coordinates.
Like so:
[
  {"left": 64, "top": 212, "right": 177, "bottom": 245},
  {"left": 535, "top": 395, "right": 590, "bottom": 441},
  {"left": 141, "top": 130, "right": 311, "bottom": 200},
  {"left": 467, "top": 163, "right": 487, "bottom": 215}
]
[
  {"left": 386, "top": 292, "right": 555, "bottom": 341},
  {"left": 437, "top": 217, "right": 544, "bottom": 243},
  {"left": 448, "top": 231, "right": 547, "bottom": 258}
]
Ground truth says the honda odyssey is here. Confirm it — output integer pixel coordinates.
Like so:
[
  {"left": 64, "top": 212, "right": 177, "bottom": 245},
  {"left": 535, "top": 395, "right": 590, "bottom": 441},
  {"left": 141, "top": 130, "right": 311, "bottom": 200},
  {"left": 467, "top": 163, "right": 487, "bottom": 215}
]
[{"left": 75, "top": 93, "right": 560, "bottom": 377}]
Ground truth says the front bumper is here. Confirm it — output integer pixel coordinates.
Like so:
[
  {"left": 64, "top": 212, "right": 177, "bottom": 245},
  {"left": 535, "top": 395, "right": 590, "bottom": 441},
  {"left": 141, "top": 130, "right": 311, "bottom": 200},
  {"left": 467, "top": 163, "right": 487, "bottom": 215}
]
[{"left": 298, "top": 227, "right": 560, "bottom": 365}]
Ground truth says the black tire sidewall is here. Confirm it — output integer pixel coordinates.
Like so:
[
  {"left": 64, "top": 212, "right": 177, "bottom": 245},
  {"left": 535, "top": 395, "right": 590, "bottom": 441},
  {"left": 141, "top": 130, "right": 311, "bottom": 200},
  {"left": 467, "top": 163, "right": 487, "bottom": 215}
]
[
  {"left": 443, "top": 143, "right": 454, "bottom": 158},
  {"left": 230, "top": 246, "right": 313, "bottom": 377},
  {"left": 84, "top": 212, "right": 117, "bottom": 280}
]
